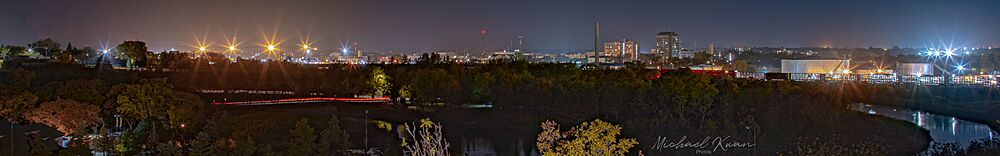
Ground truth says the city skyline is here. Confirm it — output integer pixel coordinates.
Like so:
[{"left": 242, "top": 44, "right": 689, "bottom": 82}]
[
  {"left": 5, "top": 1, "right": 1000, "bottom": 155},
  {"left": 2, "top": 0, "right": 999, "bottom": 52}
]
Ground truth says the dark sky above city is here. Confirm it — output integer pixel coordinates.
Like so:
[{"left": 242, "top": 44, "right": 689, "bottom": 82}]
[{"left": 1, "top": 0, "right": 998, "bottom": 53}]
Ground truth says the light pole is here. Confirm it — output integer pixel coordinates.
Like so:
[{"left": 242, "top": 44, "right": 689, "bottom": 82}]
[
  {"left": 10, "top": 122, "right": 14, "bottom": 156},
  {"left": 114, "top": 114, "right": 122, "bottom": 131},
  {"left": 302, "top": 44, "right": 312, "bottom": 63},
  {"left": 227, "top": 45, "right": 237, "bottom": 61},
  {"left": 197, "top": 46, "right": 208, "bottom": 59},
  {"left": 265, "top": 44, "right": 278, "bottom": 61},
  {"left": 364, "top": 110, "right": 369, "bottom": 151}
]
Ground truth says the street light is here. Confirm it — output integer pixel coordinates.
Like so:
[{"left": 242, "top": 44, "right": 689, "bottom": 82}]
[
  {"left": 263, "top": 44, "right": 279, "bottom": 60},
  {"left": 302, "top": 44, "right": 311, "bottom": 55},
  {"left": 267, "top": 45, "right": 276, "bottom": 51},
  {"left": 364, "top": 110, "right": 369, "bottom": 150}
]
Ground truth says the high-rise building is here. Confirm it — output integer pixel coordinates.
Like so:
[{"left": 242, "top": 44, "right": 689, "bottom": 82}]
[
  {"left": 603, "top": 39, "right": 640, "bottom": 62},
  {"left": 655, "top": 32, "right": 680, "bottom": 58},
  {"left": 602, "top": 42, "right": 618, "bottom": 57}
]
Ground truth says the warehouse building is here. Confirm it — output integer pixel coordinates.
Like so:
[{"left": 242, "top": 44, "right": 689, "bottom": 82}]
[{"left": 780, "top": 59, "right": 851, "bottom": 74}]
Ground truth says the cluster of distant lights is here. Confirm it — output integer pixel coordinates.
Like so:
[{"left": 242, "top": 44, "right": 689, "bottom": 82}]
[
  {"left": 174, "top": 40, "right": 352, "bottom": 60},
  {"left": 193, "top": 43, "right": 305, "bottom": 53},
  {"left": 922, "top": 47, "right": 984, "bottom": 57},
  {"left": 921, "top": 48, "right": 975, "bottom": 73},
  {"left": 175, "top": 34, "right": 354, "bottom": 59},
  {"left": 94, "top": 41, "right": 364, "bottom": 65},
  {"left": 925, "top": 48, "right": 960, "bottom": 57}
]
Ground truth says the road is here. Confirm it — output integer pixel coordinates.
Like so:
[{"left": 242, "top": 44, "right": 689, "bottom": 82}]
[{"left": 210, "top": 97, "right": 391, "bottom": 106}]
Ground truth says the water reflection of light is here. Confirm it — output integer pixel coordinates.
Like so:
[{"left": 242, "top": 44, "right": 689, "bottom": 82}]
[
  {"left": 859, "top": 103, "right": 1000, "bottom": 150},
  {"left": 952, "top": 117, "right": 957, "bottom": 136},
  {"left": 915, "top": 112, "right": 925, "bottom": 127}
]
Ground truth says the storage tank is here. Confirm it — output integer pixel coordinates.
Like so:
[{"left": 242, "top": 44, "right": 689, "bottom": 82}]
[{"left": 896, "top": 63, "right": 933, "bottom": 76}]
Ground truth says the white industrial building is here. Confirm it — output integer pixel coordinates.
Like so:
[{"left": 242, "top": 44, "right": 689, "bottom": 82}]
[{"left": 780, "top": 59, "right": 851, "bottom": 74}]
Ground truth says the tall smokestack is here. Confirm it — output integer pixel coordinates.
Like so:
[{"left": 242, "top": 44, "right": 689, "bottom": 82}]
[{"left": 594, "top": 22, "right": 600, "bottom": 64}]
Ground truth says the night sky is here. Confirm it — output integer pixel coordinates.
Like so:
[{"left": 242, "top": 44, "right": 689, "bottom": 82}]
[{"left": 1, "top": 0, "right": 998, "bottom": 53}]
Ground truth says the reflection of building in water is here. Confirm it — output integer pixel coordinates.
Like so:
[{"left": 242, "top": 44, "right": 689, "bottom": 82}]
[
  {"left": 461, "top": 137, "right": 496, "bottom": 156},
  {"left": 459, "top": 137, "right": 538, "bottom": 156}
]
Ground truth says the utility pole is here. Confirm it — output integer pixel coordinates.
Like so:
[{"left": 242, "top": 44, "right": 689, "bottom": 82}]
[
  {"left": 517, "top": 34, "right": 524, "bottom": 51},
  {"left": 507, "top": 41, "right": 512, "bottom": 51},
  {"left": 481, "top": 28, "right": 488, "bottom": 58},
  {"left": 10, "top": 123, "right": 13, "bottom": 156},
  {"left": 364, "top": 110, "right": 369, "bottom": 151}
]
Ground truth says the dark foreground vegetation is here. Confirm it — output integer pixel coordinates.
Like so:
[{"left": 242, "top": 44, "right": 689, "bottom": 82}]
[{"left": 5, "top": 59, "right": 995, "bottom": 155}]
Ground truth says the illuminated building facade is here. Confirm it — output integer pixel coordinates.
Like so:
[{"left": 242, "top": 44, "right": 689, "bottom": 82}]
[
  {"left": 603, "top": 39, "right": 639, "bottom": 62},
  {"left": 780, "top": 59, "right": 851, "bottom": 74},
  {"left": 655, "top": 32, "right": 680, "bottom": 58}
]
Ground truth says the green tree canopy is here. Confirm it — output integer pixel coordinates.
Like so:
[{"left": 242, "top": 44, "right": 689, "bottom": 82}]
[
  {"left": 654, "top": 69, "right": 719, "bottom": 124},
  {"left": 536, "top": 119, "right": 638, "bottom": 156},
  {"left": 1, "top": 86, "right": 39, "bottom": 123},
  {"left": 116, "top": 78, "right": 173, "bottom": 119},
  {"left": 409, "top": 68, "right": 461, "bottom": 103},
  {"left": 288, "top": 118, "right": 318, "bottom": 156},
  {"left": 319, "top": 114, "right": 349, "bottom": 153},
  {"left": 166, "top": 91, "right": 206, "bottom": 130},
  {"left": 23, "top": 99, "right": 101, "bottom": 135},
  {"left": 6, "top": 68, "right": 36, "bottom": 90},
  {"left": 29, "top": 133, "right": 53, "bottom": 156},
  {"left": 28, "top": 38, "right": 62, "bottom": 57},
  {"left": 1, "top": 45, "right": 28, "bottom": 59},
  {"left": 368, "top": 67, "right": 392, "bottom": 96},
  {"left": 117, "top": 41, "right": 149, "bottom": 67},
  {"left": 34, "top": 79, "right": 107, "bottom": 104}
]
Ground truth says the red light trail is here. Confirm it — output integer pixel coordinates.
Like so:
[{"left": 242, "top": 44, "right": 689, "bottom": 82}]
[{"left": 210, "top": 97, "right": 391, "bottom": 106}]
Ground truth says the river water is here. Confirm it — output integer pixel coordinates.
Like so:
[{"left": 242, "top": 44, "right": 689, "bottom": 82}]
[
  {"left": 450, "top": 103, "right": 996, "bottom": 155},
  {"left": 850, "top": 103, "right": 998, "bottom": 150}
]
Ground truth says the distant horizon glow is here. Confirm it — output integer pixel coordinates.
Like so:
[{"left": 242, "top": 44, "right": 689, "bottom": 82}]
[{"left": 1, "top": 0, "right": 999, "bottom": 52}]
